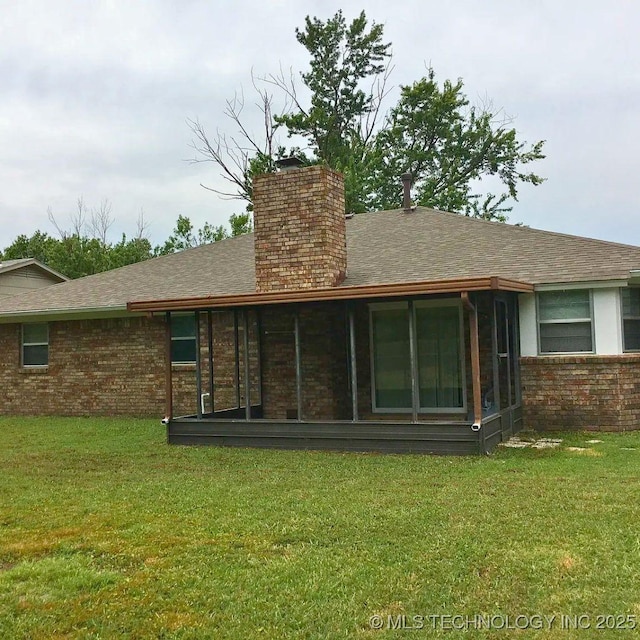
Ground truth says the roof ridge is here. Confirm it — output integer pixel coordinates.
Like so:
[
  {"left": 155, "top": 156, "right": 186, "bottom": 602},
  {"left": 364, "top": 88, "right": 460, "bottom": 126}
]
[{"left": 365, "top": 206, "right": 640, "bottom": 251}]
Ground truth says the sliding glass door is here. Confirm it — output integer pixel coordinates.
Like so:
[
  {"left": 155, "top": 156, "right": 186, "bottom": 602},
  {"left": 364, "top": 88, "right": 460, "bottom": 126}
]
[{"left": 370, "top": 300, "right": 465, "bottom": 413}]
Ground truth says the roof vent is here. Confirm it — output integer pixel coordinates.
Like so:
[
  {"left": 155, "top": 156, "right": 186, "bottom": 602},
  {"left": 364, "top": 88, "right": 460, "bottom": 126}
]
[
  {"left": 275, "top": 157, "right": 305, "bottom": 172},
  {"left": 401, "top": 172, "right": 414, "bottom": 212}
]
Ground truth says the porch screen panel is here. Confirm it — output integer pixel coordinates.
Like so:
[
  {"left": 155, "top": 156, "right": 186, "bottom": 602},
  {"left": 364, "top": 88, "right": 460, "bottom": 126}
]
[
  {"left": 371, "top": 307, "right": 412, "bottom": 409},
  {"left": 416, "top": 305, "right": 463, "bottom": 409}
]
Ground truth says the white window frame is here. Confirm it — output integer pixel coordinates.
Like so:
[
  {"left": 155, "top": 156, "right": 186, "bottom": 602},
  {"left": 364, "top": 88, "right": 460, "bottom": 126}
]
[
  {"left": 536, "top": 289, "right": 594, "bottom": 355},
  {"left": 22, "top": 322, "right": 49, "bottom": 367},
  {"left": 621, "top": 287, "right": 640, "bottom": 353},
  {"left": 369, "top": 299, "right": 466, "bottom": 414}
]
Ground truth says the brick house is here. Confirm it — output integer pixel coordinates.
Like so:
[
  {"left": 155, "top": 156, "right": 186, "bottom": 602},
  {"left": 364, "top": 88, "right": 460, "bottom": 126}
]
[{"left": 1, "top": 163, "right": 639, "bottom": 453}]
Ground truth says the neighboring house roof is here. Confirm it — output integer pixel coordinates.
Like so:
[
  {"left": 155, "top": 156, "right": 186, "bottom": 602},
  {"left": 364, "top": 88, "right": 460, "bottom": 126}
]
[
  {"left": 0, "top": 207, "right": 639, "bottom": 319},
  {"left": 0, "top": 258, "right": 68, "bottom": 282},
  {"left": 0, "top": 258, "right": 69, "bottom": 302}
]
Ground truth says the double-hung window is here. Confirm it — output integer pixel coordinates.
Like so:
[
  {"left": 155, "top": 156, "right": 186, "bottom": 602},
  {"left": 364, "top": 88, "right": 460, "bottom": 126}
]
[
  {"left": 537, "top": 290, "right": 593, "bottom": 353},
  {"left": 622, "top": 288, "right": 640, "bottom": 351},
  {"left": 370, "top": 300, "right": 465, "bottom": 412},
  {"left": 170, "top": 314, "right": 197, "bottom": 363},
  {"left": 22, "top": 323, "right": 49, "bottom": 367}
]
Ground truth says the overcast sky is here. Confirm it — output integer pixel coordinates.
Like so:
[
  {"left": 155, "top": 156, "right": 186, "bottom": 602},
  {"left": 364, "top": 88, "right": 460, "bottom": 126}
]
[{"left": 1, "top": 0, "right": 638, "bottom": 251}]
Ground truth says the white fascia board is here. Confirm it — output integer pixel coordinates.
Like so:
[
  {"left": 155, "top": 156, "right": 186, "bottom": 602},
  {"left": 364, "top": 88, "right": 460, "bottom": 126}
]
[
  {"left": 535, "top": 280, "right": 627, "bottom": 291},
  {"left": 0, "top": 306, "right": 145, "bottom": 324}
]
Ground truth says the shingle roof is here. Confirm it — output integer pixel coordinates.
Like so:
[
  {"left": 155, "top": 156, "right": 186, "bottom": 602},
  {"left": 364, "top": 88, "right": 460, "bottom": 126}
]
[{"left": 1, "top": 207, "right": 639, "bottom": 317}]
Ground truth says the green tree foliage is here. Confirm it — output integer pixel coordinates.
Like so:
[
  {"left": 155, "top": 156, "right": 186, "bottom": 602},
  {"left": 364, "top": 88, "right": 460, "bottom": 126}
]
[
  {"left": 1, "top": 230, "right": 154, "bottom": 279},
  {"left": 192, "top": 10, "right": 545, "bottom": 220},
  {"left": 1, "top": 210, "right": 252, "bottom": 279}
]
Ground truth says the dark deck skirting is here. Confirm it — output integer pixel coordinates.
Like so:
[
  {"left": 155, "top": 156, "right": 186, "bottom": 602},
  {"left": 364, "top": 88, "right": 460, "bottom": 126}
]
[{"left": 168, "top": 410, "right": 520, "bottom": 455}]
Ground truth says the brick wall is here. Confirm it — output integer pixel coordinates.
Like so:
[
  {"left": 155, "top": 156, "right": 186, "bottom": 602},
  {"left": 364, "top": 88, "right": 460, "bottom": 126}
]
[
  {"left": 521, "top": 355, "right": 640, "bottom": 431},
  {"left": 253, "top": 165, "right": 347, "bottom": 292},
  {"left": 0, "top": 313, "right": 253, "bottom": 418},
  {"left": 0, "top": 317, "right": 168, "bottom": 417}
]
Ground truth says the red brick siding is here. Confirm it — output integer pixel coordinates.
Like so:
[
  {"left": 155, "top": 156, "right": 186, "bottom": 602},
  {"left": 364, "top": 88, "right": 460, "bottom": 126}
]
[
  {"left": 0, "top": 317, "right": 167, "bottom": 417},
  {"left": 253, "top": 166, "right": 347, "bottom": 292},
  {"left": 0, "top": 313, "right": 253, "bottom": 418},
  {"left": 521, "top": 355, "right": 640, "bottom": 431}
]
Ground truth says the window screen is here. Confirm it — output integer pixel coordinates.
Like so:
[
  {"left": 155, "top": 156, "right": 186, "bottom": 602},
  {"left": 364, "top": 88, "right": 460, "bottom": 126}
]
[
  {"left": 538, "top": 290, "right": 592, "bottom": 353},
  {"left": 22, "top": 323, "right": 49, "bottom": 366},
  {"left": 171, "top": 314, "right": 197, "bottom": 363}
]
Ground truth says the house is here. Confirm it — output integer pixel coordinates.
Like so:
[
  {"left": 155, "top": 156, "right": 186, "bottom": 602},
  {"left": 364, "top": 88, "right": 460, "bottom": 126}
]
[
  {"left": 0, "top": 163, "right": 639, "bottom": 454},
  {"left": 0, "top": 258, "right": 67, "bottom": 299}
]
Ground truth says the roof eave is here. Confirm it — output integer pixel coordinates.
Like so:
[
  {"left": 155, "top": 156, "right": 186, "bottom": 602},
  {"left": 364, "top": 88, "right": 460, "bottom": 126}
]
[
  {"left": 127, "top": 276, "right": 534, "bottom": 313},
  {"left": 0, "top": 305, "right": 133, "bottom": 323}
]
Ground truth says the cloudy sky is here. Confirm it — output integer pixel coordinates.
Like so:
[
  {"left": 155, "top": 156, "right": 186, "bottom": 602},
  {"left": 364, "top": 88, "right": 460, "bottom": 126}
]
[{"left": 1, "top": 0, "right": 638, "bottom": 251}]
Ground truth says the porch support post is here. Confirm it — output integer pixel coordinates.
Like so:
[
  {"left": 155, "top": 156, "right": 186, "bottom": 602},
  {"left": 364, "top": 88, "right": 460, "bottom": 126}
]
[
  {"left": 462, "top": 292, "right": 483, "bottom": 437},
  {"left": 164, "top": 312, "right": 173, "bottom": 421},
  {"left": 294, "top": 309, "right": 303, "bottom": 421},
  {"left": 348, "top": 305, "right": 358, "bottom": 422},
  {"left": 195, "top": 310, "right": 203, "bottom": 420},
  {"left": 407, "top": 299, "right": 419, "bottom": 423},
  {"left": 233, "top": 309, "right": 241, "bottom": 409},
  {"left": 491, "top": 298, "right": 501, "bottom": 414},
  {"left": 243, "top": 308, "right": 251, "bottom": 420},
  {"left": 207, "top": 310, "right": 214, "bottom": 413}
]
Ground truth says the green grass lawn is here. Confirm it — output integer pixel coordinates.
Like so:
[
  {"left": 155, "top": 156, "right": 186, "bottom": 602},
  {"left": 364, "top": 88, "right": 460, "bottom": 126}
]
[{"left": 1, "top": 418, "right": 639, "bottom": 639}]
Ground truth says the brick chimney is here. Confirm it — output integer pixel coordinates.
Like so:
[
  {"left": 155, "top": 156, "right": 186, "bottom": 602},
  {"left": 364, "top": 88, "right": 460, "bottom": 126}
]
[{"left": 253, "top": 164, "right": 347, "bottom": 292}]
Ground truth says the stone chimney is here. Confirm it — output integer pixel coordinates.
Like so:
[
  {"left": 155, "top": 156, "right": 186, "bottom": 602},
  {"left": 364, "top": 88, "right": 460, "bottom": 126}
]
[{"left": 253, "top": 164, "right": 347, "bottom": 292}]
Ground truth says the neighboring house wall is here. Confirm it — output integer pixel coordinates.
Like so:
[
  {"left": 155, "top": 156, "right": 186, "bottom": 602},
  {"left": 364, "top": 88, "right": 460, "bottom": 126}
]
[
  {"left": 519, "top": 287, "right": 640, "bottom": 431},
  {"left": 0, "top": 265, "right": 62, "bottom": 298}
]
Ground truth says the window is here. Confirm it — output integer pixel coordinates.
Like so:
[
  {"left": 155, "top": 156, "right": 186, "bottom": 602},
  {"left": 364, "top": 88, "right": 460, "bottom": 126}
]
[
  {"left": 537, "top": 290, "right": 593, "bottom": 353},
  {"left": 622, "top": 288, "right": 640, "bottom": 351},
  {"left": 22, "top": 323, "right": 48, "bottom": 366},
  {"left": 171, "top": 314, "right": 197, "bottom": 363},
  {"left": 370, "top": 301, "right": 465, "bottom": 412}
]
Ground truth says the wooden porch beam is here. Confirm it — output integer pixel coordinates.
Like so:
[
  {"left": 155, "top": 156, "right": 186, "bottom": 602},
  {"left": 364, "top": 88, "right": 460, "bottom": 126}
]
[{"left": 128, "top": 276, "right": 534, "bottom": 313}]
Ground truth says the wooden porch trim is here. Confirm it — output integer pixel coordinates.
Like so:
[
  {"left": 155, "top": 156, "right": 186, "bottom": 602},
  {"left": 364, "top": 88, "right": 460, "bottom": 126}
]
[{"left": 128, "top": 276, "right": 533, "bottom": 313}]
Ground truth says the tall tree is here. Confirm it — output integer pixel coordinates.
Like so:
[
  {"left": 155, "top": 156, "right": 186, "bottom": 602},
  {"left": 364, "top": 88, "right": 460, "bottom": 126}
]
[
  {"left": 191, "top": 10, "right": 545, "bottom": 220},
  {"left": 367, "top": 70, "right": 545, "bottom": 220}
]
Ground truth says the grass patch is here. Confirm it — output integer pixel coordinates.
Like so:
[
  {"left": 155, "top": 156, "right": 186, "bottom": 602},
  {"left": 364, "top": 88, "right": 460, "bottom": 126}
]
[{"left": 1, "top": 417, "right": 639, "bottom": 638}]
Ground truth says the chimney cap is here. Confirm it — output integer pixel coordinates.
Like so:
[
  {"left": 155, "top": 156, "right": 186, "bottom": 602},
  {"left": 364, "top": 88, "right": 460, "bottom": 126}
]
[
  {"left": 275, "top": 157, "right": 305, "bottom": 171},
  {"left": 401, "top": 172, "right": 413, "bottom": 183}
]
